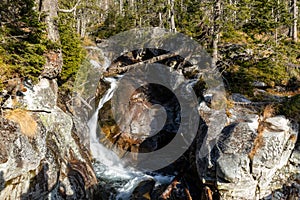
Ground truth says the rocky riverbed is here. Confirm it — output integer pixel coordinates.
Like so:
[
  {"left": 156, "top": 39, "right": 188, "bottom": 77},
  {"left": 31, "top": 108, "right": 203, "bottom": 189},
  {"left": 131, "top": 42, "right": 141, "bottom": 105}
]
[{"left": 0, "top": 43, "right": 299, "bottom": 199}]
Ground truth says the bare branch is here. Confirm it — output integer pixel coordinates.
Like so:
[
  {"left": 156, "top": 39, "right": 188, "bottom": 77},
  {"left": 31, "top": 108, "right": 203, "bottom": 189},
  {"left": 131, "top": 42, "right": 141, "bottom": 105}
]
[
  {"left": 2, "top": 107, "right": 51, "bottom": 113},
  {"left": 104, "top": 52, "right": 178, "bottom": 77},
  {"left": 58, "top": 0, "right": 81, "bottom": 13},
  {"left": 75, "top": 94, "right": 93, "bottom": 110}
]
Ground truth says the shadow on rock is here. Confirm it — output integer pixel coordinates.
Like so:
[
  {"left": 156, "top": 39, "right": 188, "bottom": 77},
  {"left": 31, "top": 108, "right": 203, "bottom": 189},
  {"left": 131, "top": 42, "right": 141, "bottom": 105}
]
[
  {"left": 20, "top": 163, "right": 50, "bottom": 200},
  {"left": 0, "top": 171, "right": 4, "bottom": 193}
]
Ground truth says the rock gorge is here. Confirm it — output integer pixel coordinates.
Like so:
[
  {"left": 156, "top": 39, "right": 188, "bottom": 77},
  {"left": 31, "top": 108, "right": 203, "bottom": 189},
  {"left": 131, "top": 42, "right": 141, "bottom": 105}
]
[{"left": 0, "top": 32, "right": 299, "bottom": 200}]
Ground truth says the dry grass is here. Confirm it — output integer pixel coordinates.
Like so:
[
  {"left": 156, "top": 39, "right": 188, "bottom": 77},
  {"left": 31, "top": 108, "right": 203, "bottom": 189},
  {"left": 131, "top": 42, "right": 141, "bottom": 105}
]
[
  {"left": 82, "top": 36, "right": 96, "bottom": 47},
  {"left": 253, "top": 33, "right": 272, "bottom": 43},
  {"left": 211, "top": 95, "right": 227, "bottom": 110},
  {"left": 263, "top": 104, "right": 275, "bottom": 119},
  {"left": 266, "top": 88, "right": 300, "bottom": 97},
  {"left": 249, "top": 105, "right": 275, "bottom": 160},
  {"left": 225, "top": 108, "right": 232, "bottom": 118},
  {"left": 249, "top": 123, "right": 264, "bottom": 161},
  {"left": 5, "top": 109, "right": 37, "bottom": 138}
]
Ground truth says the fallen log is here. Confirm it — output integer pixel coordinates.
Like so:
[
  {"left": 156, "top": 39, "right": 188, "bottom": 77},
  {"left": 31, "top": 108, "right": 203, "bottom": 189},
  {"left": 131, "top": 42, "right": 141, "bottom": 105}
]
[{"left": 104, "top": 52, "right": 178, "bottom": 77}]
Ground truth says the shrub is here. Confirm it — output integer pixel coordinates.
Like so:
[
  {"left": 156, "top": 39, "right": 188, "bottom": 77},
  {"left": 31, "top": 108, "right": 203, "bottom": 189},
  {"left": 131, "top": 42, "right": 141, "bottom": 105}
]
[{"left": 58, "top": 15, "right": 86, "bottom": 85}]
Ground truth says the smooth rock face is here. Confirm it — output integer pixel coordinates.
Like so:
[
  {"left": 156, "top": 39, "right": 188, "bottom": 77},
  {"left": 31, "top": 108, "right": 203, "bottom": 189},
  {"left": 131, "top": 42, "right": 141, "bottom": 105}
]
[
  {"left": 0, "top": 78, "right": 97, "bottom": 199},
  {"left": 196, "top": 105, "right": 299, "bottom": 199}
]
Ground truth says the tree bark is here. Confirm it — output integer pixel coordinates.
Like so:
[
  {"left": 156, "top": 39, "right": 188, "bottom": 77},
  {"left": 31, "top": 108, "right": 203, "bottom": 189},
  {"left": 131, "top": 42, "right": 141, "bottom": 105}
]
[
  {"left": 212, "top": 0, "right": 221, "bottom": 68},
  {"left": 292, "top": 0, "right": 298, "bottom": 42},
  {"left": 58, "top": 0, "right": 81, "bottom": 13},
  {"left": 159, "top": 12, "right": 163, "bottom": 28},
  {"left": 170, "top": 0, "right": 176, "bottom": 32},
  {"left": 168, "top": 0, "right": 176, "bottom": 32},
  {"left": 120, "top": 0, "right": 124, "bottom": 16},
  {"left": 39, "top": 0, "right": 63, "bottom": 79}
]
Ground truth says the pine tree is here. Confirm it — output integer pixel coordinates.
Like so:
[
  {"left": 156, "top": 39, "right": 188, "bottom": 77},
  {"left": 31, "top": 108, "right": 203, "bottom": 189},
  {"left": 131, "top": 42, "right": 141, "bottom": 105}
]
[{"left": 0, "top": 0, "right": 48, "bottom": 82}]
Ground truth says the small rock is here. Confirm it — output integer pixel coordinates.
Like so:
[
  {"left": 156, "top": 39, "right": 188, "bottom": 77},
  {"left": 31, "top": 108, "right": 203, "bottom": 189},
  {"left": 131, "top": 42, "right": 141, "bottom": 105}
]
[
  {"left": 252, "top": 81, "right": 267, "bottom": 88},
  {"left": 231, "top": 93, "right": 251, "bottom": 103}
]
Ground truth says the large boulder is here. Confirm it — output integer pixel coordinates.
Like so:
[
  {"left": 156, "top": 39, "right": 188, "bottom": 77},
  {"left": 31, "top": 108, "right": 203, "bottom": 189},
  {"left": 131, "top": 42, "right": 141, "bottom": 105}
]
[
  {"left": 196, "top": 105, "right": 299, "bottom": 199},
  {"left": 0, "top": 78, "right": 97, "bottom": 199}
]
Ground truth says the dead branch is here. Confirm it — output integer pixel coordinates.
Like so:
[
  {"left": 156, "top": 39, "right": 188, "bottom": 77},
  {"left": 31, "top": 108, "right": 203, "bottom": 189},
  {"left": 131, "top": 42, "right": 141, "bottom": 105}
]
[
  {"left": 184, "top": 187, "right": 193, "bottom": 200},
  {"left": 75, "top": 94, "right": 93, "bottom": 110},
  {"left": 104, "top": 52, "right": 178, "bottom": 77},
  {"left": 201, "top": 186, "right": 213, "bottom": 200},
  {"left": 0, "top": 107, "right": 3, "bottom": 127},
  {"left": 3, "top": 35, "right": 29, "bottom": 39},
  {"left": 160, "top": 177, "right": 180, "bottom": 199},
  {"left": 58, "top": 0, "right": 81, "bottom": 13},
  {"left": 1, "top": 107, "right": 51, "bottom": 113}
]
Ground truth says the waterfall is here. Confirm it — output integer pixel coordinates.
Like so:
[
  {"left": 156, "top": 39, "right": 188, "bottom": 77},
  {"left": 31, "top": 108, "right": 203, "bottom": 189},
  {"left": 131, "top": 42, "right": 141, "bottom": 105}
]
[
  {"left": 86, "top": 57, "right": 173, "bottom": 199},
  {"left": 87, "top": 77, "right": 149, "bottom": 198},
  {"left": 87, "top": 77, "right": 133, "bottom": 178}
]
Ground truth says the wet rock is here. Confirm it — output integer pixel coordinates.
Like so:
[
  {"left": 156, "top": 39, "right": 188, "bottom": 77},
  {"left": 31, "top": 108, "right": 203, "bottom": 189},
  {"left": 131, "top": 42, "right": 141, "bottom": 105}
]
[{"left": 131, "top": 179, "right": 155, "bottom": 200}]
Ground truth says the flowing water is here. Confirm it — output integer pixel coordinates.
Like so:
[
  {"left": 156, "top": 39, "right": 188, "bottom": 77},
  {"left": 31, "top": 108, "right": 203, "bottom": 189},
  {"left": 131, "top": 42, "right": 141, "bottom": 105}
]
[{"left": 87, "top": 76, "right": 173, "bottom": 199}]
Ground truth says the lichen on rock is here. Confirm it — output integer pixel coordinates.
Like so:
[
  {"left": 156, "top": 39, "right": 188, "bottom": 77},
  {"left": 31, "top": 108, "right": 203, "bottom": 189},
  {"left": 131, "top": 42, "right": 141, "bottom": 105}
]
[
  {"left": 196, "top": 103, "right": 299, "bottom": 199},
  {"left": 0, "top": 78, "right": 97, "bottom": 199}
]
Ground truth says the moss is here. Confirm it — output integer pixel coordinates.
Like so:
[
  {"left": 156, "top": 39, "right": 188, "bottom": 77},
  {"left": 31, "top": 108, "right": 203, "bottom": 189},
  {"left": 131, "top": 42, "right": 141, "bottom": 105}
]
[
  {"left": 39, "top": 114, "right": 50, "bottom": 128},
  {"left": 279, "top": 94, "right": 300, "bottom": 124},
  {"left": 222, "top": 36, "right": 299, "bottom": 97}
]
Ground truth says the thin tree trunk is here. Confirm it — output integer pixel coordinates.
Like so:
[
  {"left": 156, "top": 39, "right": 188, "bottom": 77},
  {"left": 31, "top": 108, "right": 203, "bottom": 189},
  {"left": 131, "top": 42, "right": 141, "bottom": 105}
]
[
  {"left": 77, "top": 12, "right": 81, "bottom": 35},
  {"left": 292, "top": 0, "right": 298, "bottom": 42},
  {"left": 212, "top": 0, "right": 221, "bottom": 68},
  {"left": 233, "top": 0, "right": 237, "bottom": 25},
  {"left": 129, "top": 0, "right": 134, "bottom": 8},
  {"left": 120, "top": 0, "right": 124, "bottom": 16},
  {"left": 104, "top": 0, "right": 109, "bottom": 12},
  {"left": 80, "top": 15, "right": 86, "bottom": 38},
  {"left": 275, "top": 0, "right": 279, "bottom": 45},
  {"left": 159, "top": 12, "right": 163, "bottom": 28},
  {"left": 168, "top": 0, "right": 176, "bottom": 32}
]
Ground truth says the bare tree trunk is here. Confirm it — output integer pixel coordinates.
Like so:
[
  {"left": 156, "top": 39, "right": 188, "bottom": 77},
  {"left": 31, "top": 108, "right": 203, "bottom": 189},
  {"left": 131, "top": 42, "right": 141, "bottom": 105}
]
[
  {"left": 39, "top": 0, "right": 63, "bottom": 79},
  {"left": 80, "top": 15, "right": 87, "bottom": 38},
  {"left": 168, "top": 0, "right": 176, "bottom": 32},
  {"left": 77, "top": 12, "right": 81, "bottom": 34},
  {"left": 292, "top": 0, "right": 298, "bottom": 42},
  {"left": 104, "top": 0, "right": 109, "bottom": 12},
  {"left": 233, "top": 0, "right": 237, "bottom": 24},
  {"left": 129, "top": 0, "right": 134, "bottom": 8},
  {"left": 274, "top": 0, "right": 279, "bottom": 45},
  {"left": 159, "top": 12, "right": 163, "bottom": 28},
  {"left": 119, "top": 0, "right": 124, "bottom": 16},
  {"left": 212, "top": 0, "right": 221, "bottom": 68},
  {"left": 40, "top": 0, "right": 60, "bottom": 42},
  {"left": 170, "top": 0, "right": 176, "bottom": 32},
  {"left": 58, "top": 0, "right": 81, "bottom": 13},
  {"left": 228, "top": 0, "right": 237, "bottom": 26}
]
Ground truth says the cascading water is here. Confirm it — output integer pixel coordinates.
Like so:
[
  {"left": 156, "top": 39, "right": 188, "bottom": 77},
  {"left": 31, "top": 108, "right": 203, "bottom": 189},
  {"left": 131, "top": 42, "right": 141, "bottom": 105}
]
[
  {"left": 87, "top": 75, "right": 173, "bottom": 199},
  {"left": 88, "top": 77, "right": 125, "bottom": 170}
]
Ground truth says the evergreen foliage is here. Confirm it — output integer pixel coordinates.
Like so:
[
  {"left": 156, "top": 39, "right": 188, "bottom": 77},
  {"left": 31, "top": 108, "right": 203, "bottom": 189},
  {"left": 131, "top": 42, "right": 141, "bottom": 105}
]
[
  {"left": 58, "top": 14, "right": 86, "bottom": 85},
  {"left": 0, "top": 0, "right": 47, "bottom": 83},
  {"left": 0, "top": 0, "right": 299, "bottom": 99}
]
